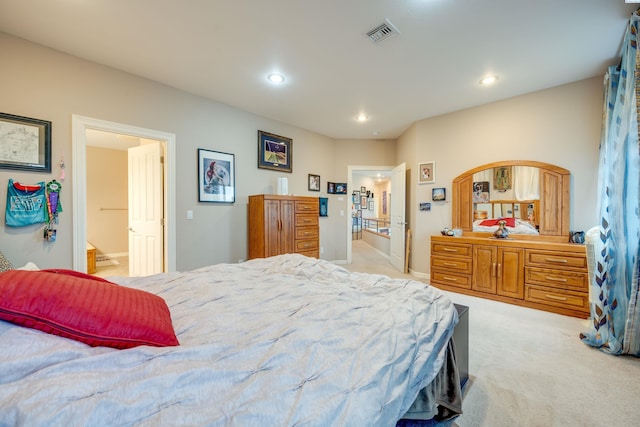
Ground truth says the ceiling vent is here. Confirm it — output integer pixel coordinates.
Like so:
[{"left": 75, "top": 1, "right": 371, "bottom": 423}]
[{"left": 366, "top": 19, "right": 400, "bottom": 44}]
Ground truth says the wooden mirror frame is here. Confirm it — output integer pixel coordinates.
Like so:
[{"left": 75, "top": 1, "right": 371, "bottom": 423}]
[{"left": 452, "top": 160, "right": 570, "bottom": 239}]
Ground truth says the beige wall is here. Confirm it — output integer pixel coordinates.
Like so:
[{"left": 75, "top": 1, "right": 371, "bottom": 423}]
[
  {"left": 86, "top": 146, "right": 128, "bottom": 256},
  {"left": 0, "top": 33, "right": 392, "bottom": 269},
  {"left": 0, "top": 33, "right": 604, "bottom": 276},
  {"left": 397, "top": 77, "right": 603, "bottom": 278}
]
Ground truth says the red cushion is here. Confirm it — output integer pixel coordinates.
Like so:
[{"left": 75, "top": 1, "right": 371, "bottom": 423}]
[
  {"left": 479, "top": 217, "right": 516, "bottom": 227},
  {"left": 0, "top": 270, "right": 179, "bottom": 349}
]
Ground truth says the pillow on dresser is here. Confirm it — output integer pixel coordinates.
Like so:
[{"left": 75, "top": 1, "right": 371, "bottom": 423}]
[{"left": 0, "top": 269, "right": 179, "bottom": 349}]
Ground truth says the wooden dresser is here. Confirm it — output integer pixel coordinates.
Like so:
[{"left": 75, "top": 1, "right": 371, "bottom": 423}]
[
  {"left": 248, "top": 195, "right": 319, "bottom": 259},
  {"left": 430, "top": 235, "right": 589, "bottom": 318}
]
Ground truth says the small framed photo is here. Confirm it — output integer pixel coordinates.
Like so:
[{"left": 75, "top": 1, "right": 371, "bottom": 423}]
[
  {"left": 418, "top": 161, "right": 435, "bottom": 185},
  {"left": 198, "top": 148, "right": 235, "bottom": 203},
  {"left": 258, "top": 130, "right": 292, "bottom": 173},
  {"left": 368, "top": 200, "right": 374, "bottom": 210},
  {"left": 308, "top": 174, "right": 320, "bottom": 191},
  {"left": 360, "top": 186, "right": 366, "bottom": 193},
  {"left": 420, "top": 202, "right": 432, "bottom": 212},
  {"left": 327, "top": 182, "right": 336, "bottom": 194},
  {"left": 360, "top": 196, "right": 367, "bottom": 207},
  {"left": 473, "top": 181, "right": 490, "bottom": 203},
  {"left": 335, "top": 183, "right": 347, "bottom": 194},
  {"left": 352, "top": 191, "right": 361, "bottom": 204},
  {"left": 0, "top": 112, "right": 52, "bottom": 172},
  {"left": 432, "top": 187, "right": 446, "bottom": 201}
]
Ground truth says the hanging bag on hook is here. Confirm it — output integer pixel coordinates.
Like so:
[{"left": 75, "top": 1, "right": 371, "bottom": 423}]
[{"left": 5, "top": 179, "right": 47, "bottom": 227}]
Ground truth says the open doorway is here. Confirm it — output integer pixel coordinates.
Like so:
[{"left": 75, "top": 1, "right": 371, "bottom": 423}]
[
  {"left": 347, "top": 164, "right": 406, "bottom": 272},
  {"left": 71, "top": 115, "right": 176, "bottom": 275}
]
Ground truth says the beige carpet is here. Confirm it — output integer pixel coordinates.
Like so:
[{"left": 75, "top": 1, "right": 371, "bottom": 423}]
[{"left": 345, "top": 240, "right": 640, "bottom": 427}]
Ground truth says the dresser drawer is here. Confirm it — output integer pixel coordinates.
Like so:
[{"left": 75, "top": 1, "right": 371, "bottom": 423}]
[
  {"left": 431, "top": 242, "right": 472, "bottom": 258},
  {"left": 297, "top": 249, "right": 319, "bottom": 258},
  {"left": 525, "top": 285, "right": 588, "bottom": 311},
  {"left": 296, "top": 227, "right": 319, "bottom": 240},
  {"left": 525, "top": 249, "right": 587, "bottom": 269},
  {"left": 431, "top": 255, "right": 472, "bottom": 274},
  {"left": 295, "top": 239, "right": 319, "bottom": 252},
  {"left": 295, "top": 201, "right": 319, "bottom": 214},
  {"left": 431, "top": 271, "right": 472, "bottom": 289},
  {"left": 295, "top": 214, "right": 319, "bottom": 227},
  {"left": 526, "top": 267, "right": 588, "bottom": 291}
]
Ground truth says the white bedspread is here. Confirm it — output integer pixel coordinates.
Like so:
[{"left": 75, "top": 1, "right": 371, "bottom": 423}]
[{"left": 0, "top": 254, "right": 457, "bottom": 427}]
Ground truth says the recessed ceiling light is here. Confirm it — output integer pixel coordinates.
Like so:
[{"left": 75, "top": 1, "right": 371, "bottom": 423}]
[
  {"left": 356, "top": 114, "right": 368, "bottom": 122},
  {"left": 268, "top": 73, "right": 285, "bottom": 84},
  {"left": 479, "top": 75, "right": 498, "bottom": 86}
]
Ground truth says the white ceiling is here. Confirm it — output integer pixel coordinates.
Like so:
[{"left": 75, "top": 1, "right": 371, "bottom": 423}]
[{"left": 0, "top": 0, "right": 636, "bottom": 140}]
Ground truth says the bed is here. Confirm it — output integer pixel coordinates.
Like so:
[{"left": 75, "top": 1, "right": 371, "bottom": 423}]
[{"left": 0, "top": 254, "right": 461, "bottom": 426}]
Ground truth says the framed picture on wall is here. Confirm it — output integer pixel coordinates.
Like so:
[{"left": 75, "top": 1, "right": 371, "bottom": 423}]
[
  {"left": 0, "top": 112, "right": 51, "bottom": 172},
  {"left": 198, "top": 148, "right": 235, "bottom": 203},
  {"left": 418, "top": 161, "right": 435, "bottom": 184},
  {"left": 352, "top": 191, "right": 361, "bottom": 204},
  {"left": 308, "top": 174, "right": 320, "bottom": 191},
  {"left": 257, "top": 130, "right": 292, "bottom": 173},
  {"left": 368, "top": 200, "right": 374, "bottom": 210},
  {"left": 432, "top": 187, "right": 446, "bottom": 201},
  {"left": 335, "top": 183, "right": 347, "bottom": 194}
]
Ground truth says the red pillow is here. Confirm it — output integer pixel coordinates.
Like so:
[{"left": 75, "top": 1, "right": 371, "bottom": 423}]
[
  {"left": 479, "top": 217, "right": 516, "bottom": 227},
  {"left": 0, "top": 269, "right": 179, "bottom": 349}
]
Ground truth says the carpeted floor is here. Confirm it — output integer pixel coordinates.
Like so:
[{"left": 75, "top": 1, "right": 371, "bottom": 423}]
[{"left": 345, "top": 240, "right": 640, "bottom": 427}]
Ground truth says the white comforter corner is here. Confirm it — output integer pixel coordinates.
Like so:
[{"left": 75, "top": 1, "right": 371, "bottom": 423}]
[{"left": 0, "top": 254, "right": 457, "bottom": 427}]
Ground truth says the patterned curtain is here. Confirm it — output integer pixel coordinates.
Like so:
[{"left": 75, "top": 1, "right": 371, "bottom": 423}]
[{"left": 580, "top": 11, "right": 640, "bottom": 356}]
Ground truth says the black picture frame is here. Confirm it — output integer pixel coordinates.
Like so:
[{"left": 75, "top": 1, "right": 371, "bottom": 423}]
[
  {"left": 335, "top": 183, "right": 347, "bottom": 194},
  {"left": 198, "top": 148, "right": 235, "bottom": 203},
  {"left": 257, "top": 130, "right": 292, "bottom": 173},
  {"left": 308, "top": 174, "right": 320, "bottom": 191},
  {"left": 0, "top": 112, "right": 51, "bottom": 172},
  {"left": 432, "top": 187, "right": 446, "bottom": 201},
  {"left": 327, "top": 182, "right": 335, "bottom": 194}
]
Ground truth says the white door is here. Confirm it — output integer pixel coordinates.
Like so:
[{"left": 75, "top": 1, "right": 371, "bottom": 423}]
[
  {"left": 389, "top": 162, "right": 407, "bottom": 272},
  {"left": 128, "top": 142, "right": 164, "bottom": 276}
]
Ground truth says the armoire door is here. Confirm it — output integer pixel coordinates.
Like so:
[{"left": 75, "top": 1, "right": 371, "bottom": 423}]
[{"left": 472, "top": 245, "right": 497, "bottom": 294}]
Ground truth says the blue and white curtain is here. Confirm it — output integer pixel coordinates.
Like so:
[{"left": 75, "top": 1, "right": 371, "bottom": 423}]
[{"left": 580, "top": 11, "right": 640, "bottom": 356}]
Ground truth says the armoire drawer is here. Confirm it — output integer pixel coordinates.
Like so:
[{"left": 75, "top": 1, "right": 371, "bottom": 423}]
[
  {"left": 295, "top": 201, "right": 319, "bottom": 214},
  {"left": 295, "top": 239, "right": 319, "bottom": 252},
  {"left": 296, "top": 227, "right": 319, "bottom": 240},
  {"left": 295, "top": 215, "right": 319, "bottom": 227}
]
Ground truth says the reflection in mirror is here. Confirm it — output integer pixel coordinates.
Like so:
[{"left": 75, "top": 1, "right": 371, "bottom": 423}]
[
  {"left": 452, "top": 160, "right": 571, "bottom": 238},
  {"left": 471, "top": 166, "right": 541, "bottom": 235}
]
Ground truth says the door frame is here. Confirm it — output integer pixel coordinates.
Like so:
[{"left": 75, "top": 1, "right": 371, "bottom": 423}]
[
  {"left": 72, "top": 115, "right": 176, "bottom": 273},
  {"left": 346, "top": 164, "right": 396, "bottom": 265}
]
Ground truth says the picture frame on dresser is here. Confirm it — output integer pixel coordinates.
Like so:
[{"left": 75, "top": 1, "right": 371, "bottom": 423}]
[
  {"left": 198, "top": 148, "right": 235, "bottom": 203},
  {"left": 0, "top": 112, "right": 51, "bottom": 173}
]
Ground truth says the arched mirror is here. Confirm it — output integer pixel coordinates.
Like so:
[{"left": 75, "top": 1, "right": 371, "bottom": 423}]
[{"left": 452, "top": 160, "right": 570, "bottom": 238}]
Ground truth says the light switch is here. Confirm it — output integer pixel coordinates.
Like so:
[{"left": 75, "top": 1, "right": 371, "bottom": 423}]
[{"left": 186, "top": 210, "right": 193, "bottom": 220}]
